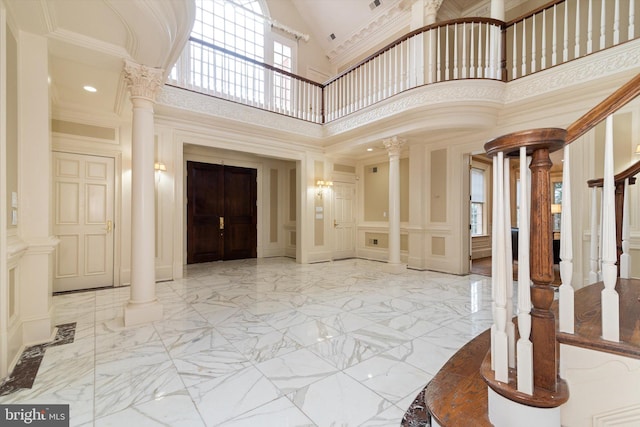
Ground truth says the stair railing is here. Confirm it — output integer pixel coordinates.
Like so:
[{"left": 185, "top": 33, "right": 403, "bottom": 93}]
[{"left": 480, "top": 72, "right": 640, "bottom": 424}]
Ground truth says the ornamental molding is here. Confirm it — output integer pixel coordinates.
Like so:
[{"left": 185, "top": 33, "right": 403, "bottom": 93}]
[
  {"left": 328, "top": 4, "right": 412, "bottom": 68},
  {"left": 157, "top": 86, "right": 324, "bottom": 139},
  {"left": 505, "top": 40, "right": 640, "bottom": 104},
  {"left": 383, "top": 136, "right": 406, "bottom": 156},
  {"left": 324, "top": 80, "right": 505, "bottom": 136},
  {"left": 123, "top": 60, "right": 164, "bottom": 102}
]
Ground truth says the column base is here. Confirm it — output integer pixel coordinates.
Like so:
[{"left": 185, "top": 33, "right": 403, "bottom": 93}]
[
  {"left": 124, "top": 300, "right": 163, "bottom": 326},
  {"left": 384, "top": 262, "right": 407, "bottom": 274}
]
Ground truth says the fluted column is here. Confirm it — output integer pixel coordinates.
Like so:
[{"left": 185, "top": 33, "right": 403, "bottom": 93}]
[
  {"left": 383, "top": 136, "right": 406, "bottom": 273},
  {"left": 123, "top": 60, "right": 164, "bottom": 326}
]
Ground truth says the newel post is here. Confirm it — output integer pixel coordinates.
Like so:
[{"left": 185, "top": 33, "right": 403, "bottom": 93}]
[
  {"left": 528, "top": 146, "right": 557, "bottom": 391},
  {"left": 485, "top": 128, "right": 566, "bottom": 393}
]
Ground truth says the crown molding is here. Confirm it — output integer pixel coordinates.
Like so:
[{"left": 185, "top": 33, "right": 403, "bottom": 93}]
[{"left": 327, "top": 3, "right": 412, "bottom": 70}]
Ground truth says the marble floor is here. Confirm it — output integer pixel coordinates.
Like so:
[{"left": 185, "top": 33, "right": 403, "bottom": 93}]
[{"left": 0, "top": 258, "right": 495, "bottom": 426}]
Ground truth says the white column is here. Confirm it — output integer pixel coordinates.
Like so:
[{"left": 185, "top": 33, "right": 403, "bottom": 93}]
[
  {"left": 123, "top": 60, "right": 164, "bottom": 326},
  {"left": 489, "top": 0, "right": 505, "bottom": 79},
  {"left": 424, "top": 0, "right": 443, "bottom": 24},
  {"left": 18, "top": 32, "right": 57, "bottom": 344},
  {"left": 383, "top": 136, "right": 406, "bottom": 273},
  {"left": 490, "top": 0, "right": 505, "bottom": 20}
]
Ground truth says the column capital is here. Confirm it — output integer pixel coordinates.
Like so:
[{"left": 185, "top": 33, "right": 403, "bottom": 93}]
[
  {"left": 425, "top": 0, "right": 444, "bottom": 22},
  {"left": 383, "top": 136, "right": 406, "bottom": 156},
  {"left": 123, "top": 60, "right": 164, "bottom": 102}
]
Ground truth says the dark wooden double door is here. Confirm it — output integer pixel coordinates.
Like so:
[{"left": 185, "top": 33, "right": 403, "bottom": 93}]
[{"left": 187, "top": 161, "right": 257, "bottom": 264}]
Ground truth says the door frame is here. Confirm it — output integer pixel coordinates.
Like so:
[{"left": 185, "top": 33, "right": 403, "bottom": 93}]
[{"left": 51, "top": 149, "right": 122, "bottom": 288}]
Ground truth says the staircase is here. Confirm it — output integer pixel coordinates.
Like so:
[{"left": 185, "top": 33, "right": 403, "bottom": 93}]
[{"left": 424, "top": 74, "right": 640, "bottom": 427}]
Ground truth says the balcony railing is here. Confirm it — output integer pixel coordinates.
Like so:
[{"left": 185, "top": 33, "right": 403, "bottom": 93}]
[{"left": 167, "top": 0, "right": 640, "bottom": 124}]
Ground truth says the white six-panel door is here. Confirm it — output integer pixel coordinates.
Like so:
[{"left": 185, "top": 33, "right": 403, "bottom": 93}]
[
  {"left": 53, "top": 152, "right": 115, "bottom": 292},
  {"left": 333, "top": 182, "right": 356, "bottom": 259}
]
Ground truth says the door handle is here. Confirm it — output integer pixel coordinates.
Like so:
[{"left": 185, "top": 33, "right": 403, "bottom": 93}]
[
  {"left": 334, "top": 219, "right": 338, "bottom": 228},
  {"left": 219, "top": 216, "right": 224, "bottom": 230},
  {"left": 106, "top": 220, "right": 113, "bottom": 233}
]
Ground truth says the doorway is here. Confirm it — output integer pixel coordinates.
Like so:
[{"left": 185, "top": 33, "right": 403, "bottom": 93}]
[
  {"left": 186, "top": 161, "right": 257, "bottom": 264},
  {"left": 53, "top": 152, "right": 115, "bottom": 292},
  {"left": 332, "top": 182, "right": 356, "bottom": 259}
]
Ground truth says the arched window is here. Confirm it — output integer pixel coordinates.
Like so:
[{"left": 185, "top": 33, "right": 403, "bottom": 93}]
[{"left": 170, "top": 0, "right": 296, "bottom": 110}]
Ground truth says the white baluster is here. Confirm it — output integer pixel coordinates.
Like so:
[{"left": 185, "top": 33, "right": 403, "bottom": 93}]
[
  {"left": 599, "top": 187, "right": 604, "bottom": 280},
  {"left": 587, "top": 0, "right": 593, "bottom": 54},
  {"left": 491, "top": 154, "right": 498, "bottom": 371},
  {"left": 531, "top": 14, "right": 537, "bottom": 72},
  {"left": 493, "top": 152, "right": 509, "bottom": 383},
  {"left": 559, "top": 145, "right": 575, "bottom": 334},
  {"left": 522, "top": 19, "right": 527, "bottom": 77},
  {"left": 454, "top": 23, "right": 459, "bottom": 79},
  {"left": 573, "top": 0, "right": 580, "bottom": 58},
  {"left": 589, "top": 186, "right": 600, "bottom": 284},
  {"left": 470, "top": 23, "right": 476, "bottom": 78},
  {"left": 563, "top": 0, "right": 569, "bottom": 61},
  {"left": 503, "top": 157, "right": 515, "bottom": 369},
  {"left": 462, "top": 23, "right": 467, "bottom": 79},
  {"left": 517, "top": 147, "right": 533, "bottom": 395},
  {"left": 512, "top": 23, "right": 518, "bottom": 79},
  {"left": 485, "top": 24, "right": 491, "bottom": 77},
  {"left": 445, "top": 25, "right": 450, "bottom": 80},
  {"left": 601, "top": 115, "right": 620, "bottom": 342},
  {"left": 613, "top": 0, "right": 620, "bottom": 44},
  {"left": 437, "top": 28, "right": 442, "bottom": 82},
  {"left": 541, "top": 11, "right": 547, "bottom": 70},
  {"left": 428, "top": 29, "right": 435, "bottom": 84},
  {"left": 620, "top": 178, "right": 631, "bottom": 279},
  {"left": 630, "top": 0, "right": 636, "bottom": 40},
  {"left": 600, "top": 0, "right": 607, "bottom": 50},
  {"left": 552, "top": 5, "right": 558, "bottom": 66},
  {"left": 477, "top": 25, "right": 484, "bottom": 78}
]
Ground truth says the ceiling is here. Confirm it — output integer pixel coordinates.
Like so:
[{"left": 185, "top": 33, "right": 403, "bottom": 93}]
[{"left": 5, "top": 0, "right": 194, "bottom": 118}]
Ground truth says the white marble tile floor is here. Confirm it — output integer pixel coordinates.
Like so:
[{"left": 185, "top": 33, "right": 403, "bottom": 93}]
[{"left": 0, "top": 258, "right": 496, "bottom": 426}]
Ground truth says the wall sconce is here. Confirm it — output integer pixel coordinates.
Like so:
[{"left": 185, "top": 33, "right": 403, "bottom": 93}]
[
  {"left": 316, "top": 179, "right": 333, "bottom": 199},
  {"left": 551, "top": 204, "right": 562, "bottom": 214},
  {"left": 635, "top": 144, "right": 640, "bottom": 154},
  {"left": 154, "top": 162, "right": 167, "bottom": 172}
]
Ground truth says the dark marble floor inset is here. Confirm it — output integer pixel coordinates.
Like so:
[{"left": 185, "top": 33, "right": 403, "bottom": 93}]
[
  {"left": 402, "top": 386, "right": 430, "bottom": 427},
  {"left": 0, "top": 323, "right": 76, "bottom": 396}
]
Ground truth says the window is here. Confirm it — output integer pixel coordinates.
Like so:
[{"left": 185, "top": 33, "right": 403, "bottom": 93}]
[
  {"left": 273, "top": 40, "right": 292, "bottom": 111},
  {"left": 170, "top": 0, "right": 296, "bottom": 109},
  {"left": 552, "top": 181, "right": 562, "bottom": 231},
  {"left": 471, "top": 168, "right": 486, "bottom": 236}
]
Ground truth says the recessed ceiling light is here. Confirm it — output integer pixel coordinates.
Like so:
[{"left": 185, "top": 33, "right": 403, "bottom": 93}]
[
  {"left": 83, "top": 85, "right": 97, "bottom": 93},
  {"left": 367, "top": 148, "right": 373, "bottom": 152}
]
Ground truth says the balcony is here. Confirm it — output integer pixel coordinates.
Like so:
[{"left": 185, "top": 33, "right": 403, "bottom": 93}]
[{"left": 167, "top": 0, "right": 640, "bottom": 125}]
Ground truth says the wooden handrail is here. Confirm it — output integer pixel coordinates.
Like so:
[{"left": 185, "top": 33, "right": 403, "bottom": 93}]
[
  {"left": 323, "top": 17, "right": 505, "bottom": 87},
  {"left": 566, "top": 73, "right": 640, "bottom": 144},
  {"left": 505, "top": 0, "right": 565, "bottom": 27},
  {"left": 588, "top": 160, "right": 640, "bottom": 187}
]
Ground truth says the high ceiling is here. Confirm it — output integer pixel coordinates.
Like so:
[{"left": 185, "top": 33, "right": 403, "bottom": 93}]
[{"left": 3, "top": 0, "right": 514, "bottom": 119}]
